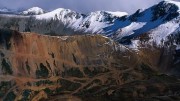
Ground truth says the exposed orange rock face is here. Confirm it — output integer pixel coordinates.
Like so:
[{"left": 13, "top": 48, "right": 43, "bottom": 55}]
[
  {"left": 0, "top": 31, "right": 110, "bottom": 76},
  {"left": 0, "top": 29, "right": 179, "bottom": 101},
  {"left": 0, "top": 29, "right": 132, "bottom": 100}
]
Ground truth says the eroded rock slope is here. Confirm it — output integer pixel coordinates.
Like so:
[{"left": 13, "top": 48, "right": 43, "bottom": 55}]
[{"left": 0, "top": 29, "right": 179, "bottom": 101}]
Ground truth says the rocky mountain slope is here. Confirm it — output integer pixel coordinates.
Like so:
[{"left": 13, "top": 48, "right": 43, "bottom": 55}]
[{"left": 0, "top": 29, "right": 180, "bottom": 101}]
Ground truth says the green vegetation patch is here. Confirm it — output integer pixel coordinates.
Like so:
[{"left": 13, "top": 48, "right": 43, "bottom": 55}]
[
  {"left": 84, "top": 66, "right": 109, "bottom": 77},
  {"left": 1, "top": 58, "right": 13, "bottom": 75},
  {"left": 21, "top": 89, "right": 32, "bottom": 101},
  {"left": 0, "top": 81, "right": 13, "bottom": 98},
  {"left": 35, "top": 80, "right": 53, "bottom": 86},
  {"left": 36, "top": 63, "right": 49, "bottom": 78},
  {"left": 57, "top": 79, "right": 81, "bottom": 92},
  {"left": 62, "top": 68, "right": 84, "bottom": 78},
  {"left": 3, "top": 91, "right": 16, "bottom": 101}
]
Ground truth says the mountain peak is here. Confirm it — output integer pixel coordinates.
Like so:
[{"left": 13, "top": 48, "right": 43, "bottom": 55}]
[
  {"left": 158, "top": 0, "right": 180, "bottom": 9},
  {"left": 150, "top": 0, "right": 180, "bottom": 21},
  {"left": 35, "top": 7, "right": 82, "bottom": 25},
  {"left": 0, "top": 7, "right": 10, "bottom": 12},
  {"left": 0, "top": 7, "right": 15, "bottom": 14},
  {"left": 35, "top": 7, "right": 81, "bottom": 19},
  {"left": 163, "top": 0, "right": 180, "bottom": 6},
  {"left": 22, "top": 7, "right": 45, "bottom": 15},
  {"left": 53, "top": 8, "right": 71, "bottom": 12},
  {"left": 49, "top": 8, "right": 78, "bottom": 15},
  {"left": 106, "top": 11, "right": 128, "bottom": 17}
]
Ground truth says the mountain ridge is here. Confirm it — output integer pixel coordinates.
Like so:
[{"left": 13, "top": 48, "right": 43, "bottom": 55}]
[{"left": 0, "top": 0, "right": 179, "bottom": 49}]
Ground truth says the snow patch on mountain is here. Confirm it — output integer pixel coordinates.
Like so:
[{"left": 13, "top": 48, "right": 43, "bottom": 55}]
[
  {"left": 73, "top": 11, "right": 113, "bottom": 33},
  {"left": 176, "top": 45, "right": 180, "bottom": 50},
  {"left": 149, "top": 20, "right": 180, "bottom": 44},
  {"left": 117, "top": 22, "right": 147, "bottom": 39},
  {"left": 106, "top": 11, "right": 128, "bottom": 17}
]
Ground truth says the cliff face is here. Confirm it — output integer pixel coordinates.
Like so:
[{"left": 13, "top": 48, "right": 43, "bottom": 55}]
[
  {"left": 0, "top": 30, "right": 119, "bottom": 77},
  {"left": 0, "top": 30, "right": 132, "bottom": 81},
  {"left": 0, "top": 29, "right": 179, "bottom": 101}
]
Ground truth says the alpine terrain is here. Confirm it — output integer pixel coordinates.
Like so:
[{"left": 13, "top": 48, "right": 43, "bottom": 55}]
[{"left": 0, "top": 0, "right": 180, "bottom": 101}]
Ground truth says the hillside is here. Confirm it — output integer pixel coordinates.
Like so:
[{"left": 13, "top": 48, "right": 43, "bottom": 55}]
[{"left": 0, "top": 29, "right": 179, "bottom": 101}]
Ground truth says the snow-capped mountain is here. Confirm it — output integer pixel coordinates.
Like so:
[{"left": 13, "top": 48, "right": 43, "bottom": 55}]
[
  {"left": 21, "top": 7, "right": 45, "bottom": 15},
  {"left": 28, "top": 0, "right": 180, "bottom": 46},
  {"left": 109, "top": 0, "right": 180, "bottom": 48},
  {"left": 35, "top": 9, "right": 127, "bottom": 33},
  {"left": 0, "top": 8, "right": 16, "bottom": 14},
  {"left": 0, "top": 8, "right": 10, "bottom": 12},
  {"left": 35, "top": 8, "right": 83, "bottom": 25},
  {"left": 0, "top": 0, "right": 180, "bottom": 49},
  {"left": 0, "top": 7, "right": 128, "bottom": 34}
]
